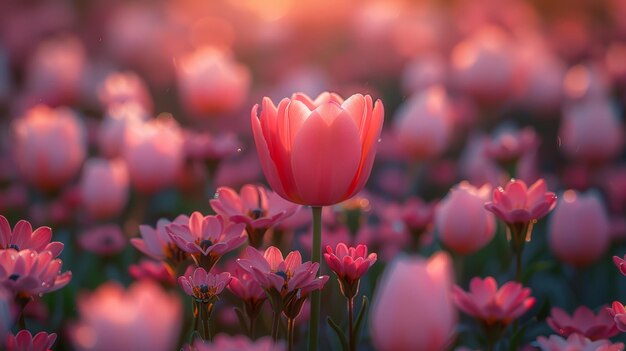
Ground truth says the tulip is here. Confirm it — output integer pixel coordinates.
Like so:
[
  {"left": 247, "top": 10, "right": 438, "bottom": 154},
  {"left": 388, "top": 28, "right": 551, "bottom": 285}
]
[
  {"left": 12, "top": 105, "right": 86, "bottom": 192},
  {"left": 548, "top": 190, "right": 611, "bottom": 267},
  {"left": 370, "top": 252, "right": 456, "bottom": 351},
  {"left": 97, "top": 71, "right": 153, "bottom": 111},
  {"left": 435, "top": 182, "right": 496, "bottom": 255},
  {"left": 79, "top": 158, "right": 129, "bottom": 220}
]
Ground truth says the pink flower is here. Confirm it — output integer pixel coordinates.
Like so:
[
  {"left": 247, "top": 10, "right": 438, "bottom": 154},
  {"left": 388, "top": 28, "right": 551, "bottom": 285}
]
[
  {"left": 0, "top": 249, "right": 71, "bottom": 297},
  {"left": 69, "top": 281, "right": 182, "bottom": 351},
  {"left": 128, "top": 260, "right": 175, "bottom": 285},
  {"left": 182, "top": 334, "right": 285, "bottom": 351},
  {"left": 131, "top": 215, "right": 189, "bottom": 264},
  {"left": 547, "top": 306, "right": 619, "bottom": 340},
  {"left": 484, "top": 127, "right": 539, "bottom": 165},
  {"left": 324, "top": 243, "right": 377, "bottom": 298},
  {"left": 370, "top": 252, "right": 457, "bottom": 351},
  {"left": 0, "top": 216, "right": 63, "bottom": 257},
  {"left": 98, "top": 102, "right": 148, "bottom": 159},
  {"left": 452, "top": 276, "right": 535, "bottom": 326},
  {"left": 183, "top": 130, "right": 240, "bottom": 162},
  {"left": 548, "top": 190, "right": 611, "bottom": 267},
  {"left": 251, "top": 92, "right": 384, "bottom": 206},
  {"left": 210, "top": 184, "right": 300, "bottom": 247},
  {"left": 228, "top": 267, "right": 266, "bottom": 304},
  {"left": 178, "top": 268, "right": 231, "bottom": 303},
  {"left": 78, "top": 225, "right": 127, "bottom": 256},
  {"left": 614, "top": 255, "right": 626, "bottom": 276},
  {"left": 166, "top": 212, "right": 246, "bottom": 268},
  {"left": 435, "top": 182, "right": 496, "bottom": 255},
  {"left": 11, "top": 105, "right": 86, "bottom": 192},
  {"left": 97, "top": 71, "right": 153, "bottom": 111},
  {"left": 79, "top": 158, "right": 129, "bottom": 220},
  {"left": 176, "top": 47, "right": 250, "bottom": 116},
  {"left": 536, "top": 334, "right": 624, "bottom": 351},
  {"left": 6, "top": 330, "right": 57, "bottom": 351},
  {"left": 608, "top": 302, "right": 626, "bottom": 332},
  {"left": 485, "top": 178, "right": 557, "bottom": 224}
]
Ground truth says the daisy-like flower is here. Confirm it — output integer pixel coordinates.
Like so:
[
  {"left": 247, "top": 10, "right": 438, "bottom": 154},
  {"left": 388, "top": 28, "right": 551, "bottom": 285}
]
[
  {"left": 6, "top": 330, "right": 57, "bottom": 351},
  {"left": 210, "top": 184, "right": 300, "bottom": 248},
  {"left": 0, "top": 216, "right": 63, "bottom": 257},
  {"left": 452, "top": 276, "right": 535, "bottom": 326},
  {"left": 178, "top": 268, "right": 231, "bottom": 304},
  {"left": 167, "top": 212, "right": 246, "bottom": 270},
  {"left": 484, "top": 179, "right": 556, "bottom": 225},
  {"left": 547, "top": 306, "right": 619, "bottom": 340},
  {"left": 228, "top": 267, "right": 267, "bottom": 322},
  {"left": 324, "top": 243, "right": 377, "bottom": 299},
  {"left": 0, "top": 249, "right": 72, "bottom": 298},
  {"left": 131, "top": 215, "right": 189, "bottom": 264},
  {"left": 536, "top": 334, "right": 623, "bottom": 351}
]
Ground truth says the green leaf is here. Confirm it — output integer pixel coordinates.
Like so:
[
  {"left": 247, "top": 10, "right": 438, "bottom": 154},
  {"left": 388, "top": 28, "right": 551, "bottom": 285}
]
[
  {"left": 353, "top": 295, "right": 369, "bottom": 339},
  {"left": 327, "top": 316, "right": 349, "bottom": 351}
]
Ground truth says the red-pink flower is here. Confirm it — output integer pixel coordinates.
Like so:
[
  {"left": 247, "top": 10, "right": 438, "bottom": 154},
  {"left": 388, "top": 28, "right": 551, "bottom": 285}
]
[
  {"left": 608, "top": 302, "right": 626, "bottom": 332},
  {"left": 78, "top": 224, "right": 127, "bottom": 256},
  {"left": 6, "top": 330, "right": 57, "bottom": 351},
  {"left": 614, "top": 255, "right": 626, "bottom": 276},
  {"left": 251, "top": 92, "right": 384, "bottom": 206},
  {"left": 485, "top": 179, "right": 557, "bottom": 224},
  {"left": 484, "top": 127, "right": 539, "bottom": 165},
  {"left": 178, "top": 268, "right": 231, "bottom": 303},
  {"left": 452, "top": 276, "right": 535, "bottom": 326},
  {"left": 210, "top": 184, "right": 300, "bottom": 247},
  {"left": 128, "top": 260, "right": 175, "bottom": 285},
  {"left": 536, "top": 333, "right": 624, "bottom": 351},
  {"left": 182, "top": 334, "right": 285, "bottom": 351},
  {"left": 228, "top": 267, "right": 266, "bottom": 305},
  {"left": 0, "top": 249, "right": 71, "bottom": 297},
  {"left": 166, "top": 212, "right": 246, "bottom": 269},
  {"left": 547, "top": 306, "right": 619, "bottom": 340},
  {"left": 0, "top": 216, "right": 63, "bottom": 257},
  {"left": 131, "top": 215, "right": 189, "bottom": 263},
  {"left": 324, "top": 243, "right": 377, "bottom": 298}
]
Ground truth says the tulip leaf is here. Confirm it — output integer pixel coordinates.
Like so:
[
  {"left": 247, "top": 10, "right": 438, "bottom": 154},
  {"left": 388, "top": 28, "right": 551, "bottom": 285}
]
[
  {"left": 327, "top": 316, "right": 349, "bottom": 351},
  {"left": 353, "top": 295, "right": 369, "bottom": 339}
]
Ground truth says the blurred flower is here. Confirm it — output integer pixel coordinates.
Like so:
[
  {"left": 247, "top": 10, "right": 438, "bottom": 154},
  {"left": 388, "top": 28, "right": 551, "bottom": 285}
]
[
  {"left": 182, "top": 334, "right": 285, "bottom": 351},
  {"left": 6, "top": 330, "right": 57, "bottom": 351},
  {"left": 210, "top": 184, "right": 300, "bottom": 247},
  {"left": 183, "top": 130, "right": 240, "bottom": 162},
  {"left": 370, "top": 252, "right": 456, "bottom": 351},
  {"left": 176, "top": 47, "right": 250, "bottom": 116},
  {"left": 324, "top": 243, "right": 377, "bottom": 299},
  {"left": 131, "top": 215, "right": 189, "bottom": 264},
  {"left": 251, "top": 92, "right": 384, "bottom": 206},
  {"left": 78, "top": 225, "right": 126, "bottom": 256},
  {"left": 609, "top": 302, "right": 626, "bottom": 332},
  {"left": 98, "top": 102, "right": 148, "bottom": 159},
  {"left": 484, "top": 127, "right": 539, "bottom": 167},
  {"left": 97, "top": 71, "right": 152, "bottom": 111},
  {"left": 547, "top": 306, "right": 619, "bottom": 340},
  {"left": 452, "top": 277, "right": 534, "bottom": 326},
  {"left": 11, "top": 105, "right": 86, "bottom": 192},
  {"left": 435, "top": 182, "right": 496, "bottom": 255},
  {"left": 69, "top": 280, "right": 182, "bottom": 351},
  {"left": 548, "top": 190, "right": 611, "bottom": 267},
  {"left": 228, "top": 266, "right": 267, "bottom": 321},
  {"left": 178, "top": 268, "right": 230, "bottom": 303},
  {"left": 563, "top": 64, "right": 609, "bottom": 101},
  {"left": 402, "top": 53, "right": 448, "bottom": 95},
  {"left": 167, "top": 212, "right": 246, "bottom": 269},
  {"left": 0, "top": 216, "right": 63, "bottom": 257},
  {"left": 485, "top": 178, "right": 557, "bottom": 225},
  {"left": 79, "top": 158, "right": 129, "bottom": 220},
  {"left": 128, "top": 260, "right": 175, "bottom": 285},
  {"left": 536, "top": 333, "right": 623, "bottom": 351},
  {"left": 123, "top": 115, "right": 184, "bottom": 194},
  {"left": 392, "top": 85, "right": 453, "bottom": 160},
  {"left": 0, "top": 249, "right": 71, "bottom": 297}
]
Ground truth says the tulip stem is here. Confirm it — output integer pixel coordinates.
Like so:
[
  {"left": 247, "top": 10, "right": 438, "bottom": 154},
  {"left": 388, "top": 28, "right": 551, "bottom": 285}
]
[
  {"left": 271, "top": 310, "right": 280, "bottom": 342},
  {"left": 308, "top": 206, "right": 323, "bottom": 351},
  {"left": 348, "top": 296, "right": 355, "bottom": 351},
  {"left": 288, "top": 317, "right": 296, "bottom": 351}
]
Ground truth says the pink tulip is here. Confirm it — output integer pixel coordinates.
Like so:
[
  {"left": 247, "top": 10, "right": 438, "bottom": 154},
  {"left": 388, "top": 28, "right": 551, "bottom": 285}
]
[
  {"left": 97, "top": 71, "right": 153, "bottom": 111},
  {"left": 402, "top": 53, "right": 448, "bottom": 94},
  {"left": 6, "top": 330, "right": 57, "bottom": 351},
  {"left": 176, "top": 47, "right": 250, "bottom": 116},
  {"left": 436, "top": 182, "right": 496, "bottom": 255},
  {"left": 547, "top": 306, "right": 618, "bottom": 340},
  {"left": 0, "top": 216, "right": 63, "bottom": 257},
  {"left": 251, "top": 92, "right": 384, "bottom": 206},
  {"left": 78, "top": 225, "right": 127, "bottom": 256},
  {"left": 536, "top": 334, "right": 623, "bottom": 351},
  {"left": 485, "top": 178, "right": 557, "bottom": 225},
  {"left": 178, "top": 268, "right": 231, "bottom": 303},
  {"left": 98, "top": 102, "right": 148, "bottom": 159},
  {"left": 370, "top": 252, "right": 457, "bottom": 351},
  {"left": 392, "top": 85, "right": 453, "bottom": 160},
  {"left": 69, "top": 280, "right": 182, "bottom": 351},
  {"left": 123, "top": 116, "right": 184, "bottom": 194},
  {"left": 452, "top": 276, "right": 535, "bottom": 326},
  {"left": 559, "top": 97, "right": 623, "bottom": 163},
  {"left": 11, "top": 105, "right": 86, "bottom": 192},
  {"left": 79, "top": 158, "right": 129, "bottom": 220},
  {"left": 548, "top": 190, "right": 611, "bottom": 267}
]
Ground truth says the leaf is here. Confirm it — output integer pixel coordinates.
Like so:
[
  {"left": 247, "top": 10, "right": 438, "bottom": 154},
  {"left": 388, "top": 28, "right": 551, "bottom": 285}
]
[
  {"left": 353, "top": 295, "right": 369, "bottom": 339},
  {"left": 327, "top": 316, "right": 349, "bottom": 351}
]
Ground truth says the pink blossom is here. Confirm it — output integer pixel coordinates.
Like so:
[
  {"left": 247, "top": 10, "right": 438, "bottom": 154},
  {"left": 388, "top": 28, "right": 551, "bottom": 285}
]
[
  {"left": 97, "top": 71, "right": 153, "bottom": 111},
  {"left": 228, "top": 267, "right": 266, "bottom": 303},
  {"left": 6, "top": 330, "right": 57, "bottom": 351},
  {"left": 0, "top": 249, "right": 71, "bottom": 297},
  {"left": 536, "top": 333, "right": 623, "bottom": 351},
  {"left": 485, "top": 178, "right": 557, "bottom": 224},
  {"left": 128, "top": 260, "right": 175, "bottom": 285},
  {"left": 182, "top": 334, "right": 285, "bottom": 351},
  {"left": 452, "top": 276, "right": 535, "bottom": 326},
  {"left": 178, "top": 268, "right": 231, "bottom": 303},
  {"left": 78, "top": 225, "right": 126, "bottom": 256},
  {"left": 547, "top": 306, "right": 619, "bottom": 340},
  {"left": 79, "top": 158, "right": 129, "bottom": 220},
  {"left": 0, "top": 216, "right": 63, "bottom": 257},
  {"left": 608, "top": 302, "right": 626, "bottom": 332},
  {"left": 131, "top": 215, "right": 189, "bottom": 263},
  {"left": 324, "top": 243, "right": 376, "bottom": 298},
  {"left": 69, "top": 281, "right": 182, "bottom": 351},
  {"left": 484, "top": 127, "right": 539, "bottom": 165},
  {"left": 98, "top": 102, "right": 148, "bottom": 159},
  {"left": 183, "top": 130, "right": 240, "bottom": 162},
  {"left": 614, "top": 255, "right": 626, "bottom": 276}
]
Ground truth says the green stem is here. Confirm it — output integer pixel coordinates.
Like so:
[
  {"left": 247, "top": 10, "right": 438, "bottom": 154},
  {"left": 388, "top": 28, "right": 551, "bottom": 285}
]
[
  {"left": 288, "top": 318, "right": 296, "bottom": 351},
  {"left": 271, "top": 310, "right": 281, "bottom": 342},
  {"left": 249, "top": 313, "right": 257, "bottom": 340},
  {"left": 308, "top": 206, "right": 323, "bottom": 351},
  {"left": 348, "top": 297, "right": 355, "bottom": 351},
  {"left": 515, "top": 250, "right": 523, "bottom": 283}
]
